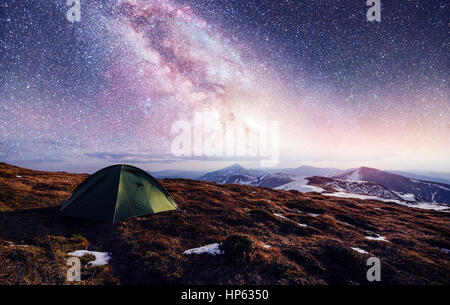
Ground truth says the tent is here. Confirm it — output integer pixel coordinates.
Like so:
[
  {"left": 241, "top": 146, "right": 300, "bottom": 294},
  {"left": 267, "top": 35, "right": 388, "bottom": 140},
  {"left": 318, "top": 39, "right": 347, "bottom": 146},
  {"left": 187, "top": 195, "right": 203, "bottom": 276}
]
[{"left": 60, "top": 164, "right": 177, "bottom": 224}]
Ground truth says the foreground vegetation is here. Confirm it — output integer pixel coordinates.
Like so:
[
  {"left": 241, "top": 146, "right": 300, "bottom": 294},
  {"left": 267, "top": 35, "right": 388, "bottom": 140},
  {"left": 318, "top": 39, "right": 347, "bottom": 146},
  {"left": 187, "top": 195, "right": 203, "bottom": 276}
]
[{"left": 0, "top": 162, "right": 449, "bottom": 284}]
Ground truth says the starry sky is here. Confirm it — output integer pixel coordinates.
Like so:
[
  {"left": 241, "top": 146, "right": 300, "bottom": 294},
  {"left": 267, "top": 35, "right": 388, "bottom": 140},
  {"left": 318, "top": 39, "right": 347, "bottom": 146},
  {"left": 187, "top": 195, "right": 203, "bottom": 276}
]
[{"left": 0, "top": 0, "right": 448, "bottom": 173}]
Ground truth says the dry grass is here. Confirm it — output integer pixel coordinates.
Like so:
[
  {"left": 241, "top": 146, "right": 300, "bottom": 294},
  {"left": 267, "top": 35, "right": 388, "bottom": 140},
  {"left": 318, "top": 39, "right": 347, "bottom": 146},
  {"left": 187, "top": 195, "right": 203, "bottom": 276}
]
[{"left": 0, "top": 162, "right": 449, "bottom": 285}]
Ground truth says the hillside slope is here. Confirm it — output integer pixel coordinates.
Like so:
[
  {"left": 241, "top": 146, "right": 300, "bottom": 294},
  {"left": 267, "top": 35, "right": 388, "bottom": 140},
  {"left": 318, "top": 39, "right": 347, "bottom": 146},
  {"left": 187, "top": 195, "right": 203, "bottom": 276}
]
[
  {"left": 0, "top": 163, "right": 449, "bottom": 285},
  {"left": 334, "top": 167, "right": 450, "bottom": 204},
  {"left": 306, "top": 176, "right": 404, "bottom": 201}
]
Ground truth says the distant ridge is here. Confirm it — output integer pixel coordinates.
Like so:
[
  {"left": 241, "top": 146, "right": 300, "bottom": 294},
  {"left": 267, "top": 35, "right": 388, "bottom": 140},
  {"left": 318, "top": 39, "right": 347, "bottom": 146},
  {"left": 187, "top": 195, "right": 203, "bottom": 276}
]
[
  {"left": 150, "top": 169, "right": 207, "bottom": 180},
  {"left": 200, "top": 163, "right": 293, "bottom": 188},
  {"left": 333, "top": 167, "right": 450, "bottom": 204}
]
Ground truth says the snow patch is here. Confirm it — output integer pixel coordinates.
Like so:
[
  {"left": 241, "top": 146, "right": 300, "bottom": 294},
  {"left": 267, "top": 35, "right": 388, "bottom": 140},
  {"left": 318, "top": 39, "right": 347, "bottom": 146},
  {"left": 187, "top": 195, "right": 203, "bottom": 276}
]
[
  {"left": 422, "top": 182, "right": 450, "bottom": 191},
  {"left": 326, "top": 192, "right": 449, "bottom": 212},
  {"left": 8, "top": 242, "right": 29, "bottom": 247},
  {"left": 431, "top": 191, "right": 437, "bottom": 203},
  {"left": 326, "top": 192, "right": 402, "bottom": 203},
  {"left": 183, "top": 243, "right": 223, "bottom": 256},
  {"left": 296, "top": 209, "right": 320, "bottom": 217},
  {"left": 275, "top": 178, "right": 324, "bottom": 193},
  {"left": 393, "top": 192, "right": 416, "bottom": 201},
  {"left": 273, "top": 213, "right": 288, "bottom": 220},
  {"left": 15, "top": 175, "right": 22, "bottom": 178},
  {"left": 438, "top": 248, "right": 450, "bottom": 254},
  {"left": 395, "top": 201, "right": 450, "bottom": 211},
  {"left": 346, "top": 169, "right": 364, "bottom": 182},
  {"left": 365, "top": 235, "right": 388, "bottom": 242},
  {"left": 274, "top": 213, "right": 307, "bottom": 227},
  {"left": 68, "top": 250, "right": 111, "bottom": 266},
  {"left": 351, "top": 247, "right": 369, "bottom": 254}
]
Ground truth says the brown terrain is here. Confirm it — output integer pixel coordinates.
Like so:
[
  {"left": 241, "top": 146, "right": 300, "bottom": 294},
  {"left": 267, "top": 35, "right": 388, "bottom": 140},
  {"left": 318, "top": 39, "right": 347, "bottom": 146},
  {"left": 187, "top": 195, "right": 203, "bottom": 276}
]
[{"left": 0, "top": 162, "right": 449, "bottom": 285}]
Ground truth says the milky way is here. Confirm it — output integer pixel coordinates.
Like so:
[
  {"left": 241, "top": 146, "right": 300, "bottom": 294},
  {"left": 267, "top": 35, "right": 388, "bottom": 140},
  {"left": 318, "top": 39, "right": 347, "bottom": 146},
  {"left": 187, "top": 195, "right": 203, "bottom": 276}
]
[{"left": 0, "top": 0, "right": 448, "bottom": 172}]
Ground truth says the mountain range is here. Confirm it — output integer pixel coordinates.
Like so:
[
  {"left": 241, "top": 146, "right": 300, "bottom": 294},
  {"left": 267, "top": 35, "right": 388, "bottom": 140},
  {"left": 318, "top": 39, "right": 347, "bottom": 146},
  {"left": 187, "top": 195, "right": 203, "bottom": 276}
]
[
  {"left": 200, "top": 164, "right": 293, "bottom": 188},
  {"left": 197, "top": 164, "right": 450, "bottom": 207}
]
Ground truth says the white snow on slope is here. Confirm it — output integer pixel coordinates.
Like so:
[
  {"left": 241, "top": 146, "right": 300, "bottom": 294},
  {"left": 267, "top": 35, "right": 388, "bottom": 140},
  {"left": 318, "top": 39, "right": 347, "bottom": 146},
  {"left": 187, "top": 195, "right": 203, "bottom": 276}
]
[
  {"left": 431, "top": 191, "right": 437, "bottom": 203},
  {"left": 274, "top": 213, "right": 307, "bottom": 227},
  {"left": 346, "top": 169, "right": 364, "bottom": 182},
  {"left": 8, "top": 242, "right": 29, "bottom": 247},
  {"left": 365, "top": 235, "right": 388, "bottom": 242},
  {"left": 438, "top": 248, "right": 450, "bottom": 254},
  {"left": 422, "top": 182, "right": 450, "bottom": 191},
  {"left": 275, "top": 173, "right": 449, "bottom": 212},
  {"left": 395, "top": 201, "right": 450, "bottom": 211},
  {"left": 68, "top": 250, "right": 112, "bottom": 266},
  {"left": 273, "top": 213, "right": 288, "bottom": 220},
  {"left": 183, "top": 243, "right": 223, "bottom": 256},
  {"left": 295, "top": 209, "right": 319, "bottom": 217},
  {"left": 275, "top": 178, "right": 324, "bottom": 193},
  {"left": 326, "top": 192, "right": 402, "bottom": 203},
  {"left": 409, "top": 179, "right": 450, "bottom": 195},
  {"left": 327, "top": 180, "right": 401, "bottom": 200},
  {"left": 326, "top": 192, "right": 449, "bottom": 211},
  {"left": 393, "top": 192, "right": 416, "bottom": 201},
  {"left": 351, "top": 247, "right": 369, "bottom": 254}
]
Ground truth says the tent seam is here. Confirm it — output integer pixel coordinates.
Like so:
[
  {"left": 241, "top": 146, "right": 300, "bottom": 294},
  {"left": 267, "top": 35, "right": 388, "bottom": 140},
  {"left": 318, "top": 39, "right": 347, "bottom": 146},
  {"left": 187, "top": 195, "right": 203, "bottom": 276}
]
[{"left": 112, "top": 165, "right": 123, "bottom": 224}]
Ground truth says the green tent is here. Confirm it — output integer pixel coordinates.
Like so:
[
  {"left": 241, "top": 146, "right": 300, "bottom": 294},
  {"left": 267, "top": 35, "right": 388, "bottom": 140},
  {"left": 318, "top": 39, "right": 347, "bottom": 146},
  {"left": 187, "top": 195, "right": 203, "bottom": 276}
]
[{"left": 61, "top": 164, "right": 177, "bottom": 224}]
